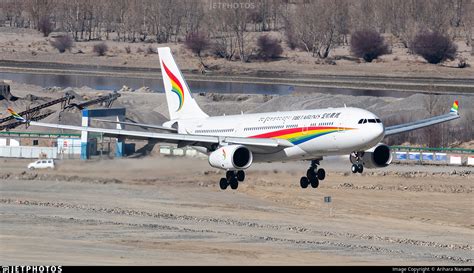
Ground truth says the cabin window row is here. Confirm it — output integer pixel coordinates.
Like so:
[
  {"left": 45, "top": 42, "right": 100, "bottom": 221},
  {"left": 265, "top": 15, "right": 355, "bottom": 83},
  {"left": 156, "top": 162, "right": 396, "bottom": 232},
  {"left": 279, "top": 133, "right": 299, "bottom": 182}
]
[
  {"left": 244, "top": 125, "right": 285, "bottom": 131},
  {"left": 196, "top": 129, "right": 234, "bottom": 133}
]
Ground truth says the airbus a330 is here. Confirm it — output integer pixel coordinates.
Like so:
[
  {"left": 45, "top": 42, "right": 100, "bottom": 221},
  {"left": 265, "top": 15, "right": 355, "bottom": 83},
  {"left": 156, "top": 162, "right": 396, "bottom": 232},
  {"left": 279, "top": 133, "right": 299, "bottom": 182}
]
[{"left": 8, "top": 47, "right": 460, "bottom": 190}]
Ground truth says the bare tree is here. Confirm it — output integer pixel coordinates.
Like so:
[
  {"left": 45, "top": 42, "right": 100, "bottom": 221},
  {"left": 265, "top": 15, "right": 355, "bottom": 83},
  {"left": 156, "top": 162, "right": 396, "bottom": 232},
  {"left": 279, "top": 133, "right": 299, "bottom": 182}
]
[{"left": 285, "top": 0, "right": 343, "bottom": 58}]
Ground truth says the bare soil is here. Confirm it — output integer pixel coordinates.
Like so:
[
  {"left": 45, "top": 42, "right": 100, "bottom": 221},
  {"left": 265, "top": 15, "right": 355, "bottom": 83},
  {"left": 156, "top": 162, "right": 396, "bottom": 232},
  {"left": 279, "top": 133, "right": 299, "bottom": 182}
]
[{"left": 0, "top": 157, "right": 473, "bottom": 265}]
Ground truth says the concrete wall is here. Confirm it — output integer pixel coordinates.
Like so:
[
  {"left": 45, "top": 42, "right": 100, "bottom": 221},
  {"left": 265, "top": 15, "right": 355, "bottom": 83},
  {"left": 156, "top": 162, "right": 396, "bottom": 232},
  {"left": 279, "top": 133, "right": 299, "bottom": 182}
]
[{"left": 0, "top": 146, "right": 57, "bottom": 159}]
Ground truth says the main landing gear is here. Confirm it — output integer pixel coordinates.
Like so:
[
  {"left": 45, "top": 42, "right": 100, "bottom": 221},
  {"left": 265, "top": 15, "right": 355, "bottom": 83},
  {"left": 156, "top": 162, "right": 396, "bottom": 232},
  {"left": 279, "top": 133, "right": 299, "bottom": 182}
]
[
  {"left": 219, "top": 170, "right": 245, "bottom": 190},
  {"left": 300, "top": 160, "right": 326, "bottom": 189},
  {"left": 350, "top": 152, "right": 364, "bottom": 174}
]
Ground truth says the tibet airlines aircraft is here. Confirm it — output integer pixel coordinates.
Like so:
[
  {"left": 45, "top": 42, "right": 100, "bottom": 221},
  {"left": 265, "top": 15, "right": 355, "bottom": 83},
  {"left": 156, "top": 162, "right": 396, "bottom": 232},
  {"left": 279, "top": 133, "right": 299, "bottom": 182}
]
[{"left": 8, "top": 47, "right": 460, "bottom": 190}]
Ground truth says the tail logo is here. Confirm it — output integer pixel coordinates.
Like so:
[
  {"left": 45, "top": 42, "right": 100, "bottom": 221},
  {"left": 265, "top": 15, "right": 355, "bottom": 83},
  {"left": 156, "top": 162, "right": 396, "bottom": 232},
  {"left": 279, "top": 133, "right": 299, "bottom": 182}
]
[
  {"left": 7, "top": 107, "right": 26, "bottom": 122},
  {"left": 162, "top": 61, "right": 185, "bottom": 111},
  {"left": 450, "top": 100, "right": 459, "bottom": 114}
]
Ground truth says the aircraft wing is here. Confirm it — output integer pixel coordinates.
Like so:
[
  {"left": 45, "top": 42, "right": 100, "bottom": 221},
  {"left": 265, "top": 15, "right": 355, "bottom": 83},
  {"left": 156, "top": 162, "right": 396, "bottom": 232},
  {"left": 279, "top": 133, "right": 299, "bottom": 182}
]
[
  {"left": 91, "top": 118, "right": 177, "bottom": 132},
  {"left": 28, "top": 121, "right": 293, "bottom": 153},
  {"left": 384, "top": 100, "right": 460, "bottom": 136}
]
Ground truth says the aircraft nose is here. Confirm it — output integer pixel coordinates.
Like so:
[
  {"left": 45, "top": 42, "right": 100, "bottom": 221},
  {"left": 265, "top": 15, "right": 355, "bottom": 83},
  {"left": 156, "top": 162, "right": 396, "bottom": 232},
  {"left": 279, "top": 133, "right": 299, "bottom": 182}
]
[{"left": 374, "top": 123, "right": 385, "bottom": 140}]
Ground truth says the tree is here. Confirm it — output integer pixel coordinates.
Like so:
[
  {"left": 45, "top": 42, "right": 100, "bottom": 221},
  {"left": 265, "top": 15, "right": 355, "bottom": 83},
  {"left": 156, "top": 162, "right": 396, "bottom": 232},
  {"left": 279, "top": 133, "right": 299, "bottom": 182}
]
[
  {"left": 411, "top": 31, "right": 457, "bottom": 64},
  {"left": 185, "top": 32, "right": 210, "bottom": 58},
  {"left": 283, "top": 0, "right": 343, "bottom": 58},
  {"left": 350, "top": 29, "right": 389, "bottom": 62}
]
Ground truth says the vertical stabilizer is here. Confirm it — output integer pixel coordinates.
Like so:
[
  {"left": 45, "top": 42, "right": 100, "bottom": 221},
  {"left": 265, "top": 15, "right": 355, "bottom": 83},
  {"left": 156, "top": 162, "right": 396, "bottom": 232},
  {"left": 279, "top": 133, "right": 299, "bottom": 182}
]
[
  {"left": 450, "top": 100, "right": 459, "bottom": 114},
  {"left": 158, "top": 47, "right": 208, "bottom": 120}
]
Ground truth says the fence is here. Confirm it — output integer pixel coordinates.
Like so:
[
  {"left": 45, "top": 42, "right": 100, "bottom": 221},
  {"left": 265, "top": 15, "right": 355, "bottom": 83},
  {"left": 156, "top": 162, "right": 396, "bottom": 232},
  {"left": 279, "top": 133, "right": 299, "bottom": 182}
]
[
  {"left": 0, "top": 146, "right": 57, "bottom": 159},
  {"left": 391, "top": 146, "right": 474, "bottom": 166}
]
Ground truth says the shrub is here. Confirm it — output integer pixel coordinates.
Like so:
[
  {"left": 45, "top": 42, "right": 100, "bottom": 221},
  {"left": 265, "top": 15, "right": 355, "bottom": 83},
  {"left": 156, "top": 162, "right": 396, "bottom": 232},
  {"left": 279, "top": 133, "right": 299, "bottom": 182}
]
[
  {"left": 50, "top": 35, "right": 73, "bottom": 53},
  {"left": 136, "top": 47, "right": 144, "bottom": 54},
  {"left": 350, "top": 29, "right": 389, "bottom": 62},
  {"left": 124, "top": 46, "right": 131, "bottom": 54},
  {"left": 38, "top": 16, "right": 53, "bottom": 37},
  {"left": 410, "top": 31, "right": 457, "bottom": 64},
  {"left": 184, "top": 32, "right": 210, "bottom": 57},
  {"left": 256, "top": 35, "right": 283, "bottom": 61},
  {"left": 93, "top": 42, "right": 108, "bottom": 56}
]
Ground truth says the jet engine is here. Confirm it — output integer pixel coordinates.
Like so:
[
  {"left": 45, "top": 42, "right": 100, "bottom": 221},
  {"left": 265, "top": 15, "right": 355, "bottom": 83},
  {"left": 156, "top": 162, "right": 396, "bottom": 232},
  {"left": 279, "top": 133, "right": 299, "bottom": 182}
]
[
  {"left": 350, "top": 143, "right": 392, "bottom": 168},
  {"left": 208, "top": 145, "right": 253, "bottom": 170}
]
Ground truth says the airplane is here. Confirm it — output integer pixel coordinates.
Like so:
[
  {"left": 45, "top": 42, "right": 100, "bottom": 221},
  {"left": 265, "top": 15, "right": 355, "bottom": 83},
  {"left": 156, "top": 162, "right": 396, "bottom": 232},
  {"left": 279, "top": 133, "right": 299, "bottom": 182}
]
[{"left": 7, "top": 47, "right": 460, "bottom": 190}]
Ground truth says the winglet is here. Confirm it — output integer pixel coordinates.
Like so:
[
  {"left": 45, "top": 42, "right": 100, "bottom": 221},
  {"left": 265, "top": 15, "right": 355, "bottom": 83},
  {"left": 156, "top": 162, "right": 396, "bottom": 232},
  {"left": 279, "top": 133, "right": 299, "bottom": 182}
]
[
  {"left": 450, "top": 100, "right": 459, "bottom": 115},
  {"left": 7, "top": 107, "right": 27, "bottom": 122}
]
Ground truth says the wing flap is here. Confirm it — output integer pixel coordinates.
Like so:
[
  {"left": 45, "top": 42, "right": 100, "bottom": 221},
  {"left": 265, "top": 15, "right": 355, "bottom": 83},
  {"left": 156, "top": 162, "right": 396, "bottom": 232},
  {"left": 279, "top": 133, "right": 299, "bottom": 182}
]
[{"left": 91, "top": 118, "right": 177, "bottom": 132}]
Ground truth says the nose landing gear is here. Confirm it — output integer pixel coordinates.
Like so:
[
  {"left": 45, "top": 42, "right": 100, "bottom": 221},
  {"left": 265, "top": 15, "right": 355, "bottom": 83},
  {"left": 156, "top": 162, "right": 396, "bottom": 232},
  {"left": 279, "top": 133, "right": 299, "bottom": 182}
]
[{"left": 350, "top": 152, "right": 364, "bottom": 173}]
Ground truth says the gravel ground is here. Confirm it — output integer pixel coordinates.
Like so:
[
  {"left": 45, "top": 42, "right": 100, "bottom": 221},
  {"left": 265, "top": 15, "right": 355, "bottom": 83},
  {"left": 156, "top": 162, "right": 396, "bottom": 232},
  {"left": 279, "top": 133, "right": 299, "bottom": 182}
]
[{"left": 0, "top": 157, "right": 472, "bottom": 265}]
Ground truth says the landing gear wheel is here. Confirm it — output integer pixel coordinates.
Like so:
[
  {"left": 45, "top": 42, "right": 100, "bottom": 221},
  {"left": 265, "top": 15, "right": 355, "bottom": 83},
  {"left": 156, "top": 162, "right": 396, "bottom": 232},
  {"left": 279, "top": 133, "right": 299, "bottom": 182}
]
[
  {"left": 357, "top": 164, "right": 364, "bottom": 173},
  {"left": 310, "top": 177, "right": 319, "bottom": 188},
  {"left": 351, "top": 164, "right": 358, "bottom": 174},
  {"left": 219, "top": 178, "right": 228, "bottom": 190},
  {"left": 306, "top": 167, "right": 316, "bottom": 180},
  {"left": 236, "top": 170, "right": 245, "bottom": 182},
  {"left": 317, "top": 168, "right": 325, "bottom": 180},
  {"left": 226, "top": 171, "right": 235, "bottom": 180},
  {"left": 229, "top": 177, "right": 238, "bottom": 190},
  {"left": 300, "top": 176, "right": 309, "bottom": 189}
]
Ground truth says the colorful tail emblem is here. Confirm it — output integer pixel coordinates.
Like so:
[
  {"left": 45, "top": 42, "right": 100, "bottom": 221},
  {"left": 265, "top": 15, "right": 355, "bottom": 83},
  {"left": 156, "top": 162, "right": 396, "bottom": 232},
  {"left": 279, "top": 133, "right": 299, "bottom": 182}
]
[
  {"left": 450, "top": 100, "right": 459, "bottom": 114},
  {"left": 162, "top": 61, "right": 184, "bottom": 111},
  {"left": 7, "top": 107, "right": 26, "bottom": 122}
]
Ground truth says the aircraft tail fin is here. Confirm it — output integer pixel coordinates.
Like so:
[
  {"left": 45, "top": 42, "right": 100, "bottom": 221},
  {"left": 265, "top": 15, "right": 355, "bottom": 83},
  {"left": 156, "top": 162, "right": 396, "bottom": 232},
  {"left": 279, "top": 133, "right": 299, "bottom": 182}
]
[
  {"left": 450, "top": 100, "right": 459, "bottom": 114},
  {"left": 158, "top": 47, "right": 208, "bottom": 120}
]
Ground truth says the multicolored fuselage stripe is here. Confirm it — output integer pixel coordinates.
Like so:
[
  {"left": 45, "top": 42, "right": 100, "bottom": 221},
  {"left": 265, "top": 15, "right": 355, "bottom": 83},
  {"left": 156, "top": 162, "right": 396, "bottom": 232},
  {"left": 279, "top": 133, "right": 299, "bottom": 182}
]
[
  {"left": 450, "top": 100, "right": 459, "bottom": 112},
  {"left": 7, "top": 107, "right": 26, "bottom": 122},
  {"left": 162, "top": 61, "right": 185, "bottom": 111},
  {"left": 250, "top": 126, "right": 353, "bottom": 145}
]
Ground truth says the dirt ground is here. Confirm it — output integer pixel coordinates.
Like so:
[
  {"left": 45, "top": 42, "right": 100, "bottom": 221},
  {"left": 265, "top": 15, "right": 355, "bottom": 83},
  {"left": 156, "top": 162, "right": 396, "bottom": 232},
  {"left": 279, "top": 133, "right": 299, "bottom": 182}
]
[{"left": 0, "top": 156, "right": 472, "bottom": 265}]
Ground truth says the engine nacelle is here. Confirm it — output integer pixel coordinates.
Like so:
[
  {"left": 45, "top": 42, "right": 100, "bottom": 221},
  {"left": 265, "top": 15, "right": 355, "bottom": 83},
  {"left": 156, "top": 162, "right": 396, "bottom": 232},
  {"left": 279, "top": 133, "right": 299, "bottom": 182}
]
[
  {"left": 208, "top": 145, "right": 253, "bottom": 170},
  {"left": 351, "top": 143, "right": 392, "bottom": 168}
]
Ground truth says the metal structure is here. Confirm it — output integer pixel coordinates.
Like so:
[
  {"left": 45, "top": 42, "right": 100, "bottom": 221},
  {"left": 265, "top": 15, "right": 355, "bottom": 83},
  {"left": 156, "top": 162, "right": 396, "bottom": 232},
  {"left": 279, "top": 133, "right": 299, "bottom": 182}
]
[
  {"left": 81, "top": 108, "right": 126, "bottom": 160},
  {"left": 65, "top": 92, "right": 120, "bottom": 111},
  {"left": 0, "top": 93, "right": 75, "bottom": 131}
]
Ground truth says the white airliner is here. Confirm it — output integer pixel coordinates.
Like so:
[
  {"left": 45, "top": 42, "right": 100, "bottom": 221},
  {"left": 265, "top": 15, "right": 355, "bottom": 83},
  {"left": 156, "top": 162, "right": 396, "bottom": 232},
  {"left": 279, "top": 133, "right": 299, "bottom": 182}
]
[{"left": 9, "top": 47, "right": 460, "bottom": 190}]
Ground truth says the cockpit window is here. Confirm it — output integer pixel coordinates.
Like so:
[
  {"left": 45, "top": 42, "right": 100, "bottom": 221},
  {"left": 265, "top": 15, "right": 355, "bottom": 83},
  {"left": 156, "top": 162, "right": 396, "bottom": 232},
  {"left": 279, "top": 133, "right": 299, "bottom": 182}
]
[{"left": 360, "top": 118, "right": 382, "bottom": 124}]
